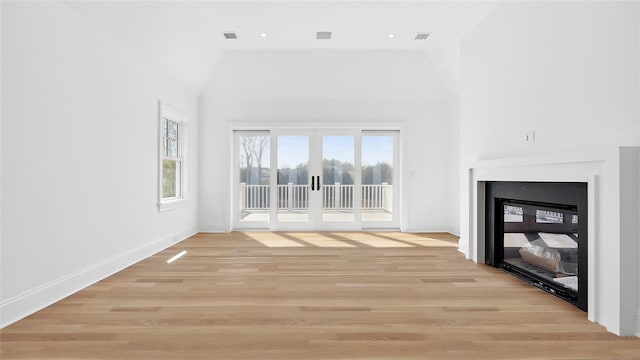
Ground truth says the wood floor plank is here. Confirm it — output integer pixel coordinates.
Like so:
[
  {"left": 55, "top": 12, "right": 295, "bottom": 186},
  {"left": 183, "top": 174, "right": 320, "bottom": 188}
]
[{"left": 1, "top": 231, "right": 638, "bottom": 359}]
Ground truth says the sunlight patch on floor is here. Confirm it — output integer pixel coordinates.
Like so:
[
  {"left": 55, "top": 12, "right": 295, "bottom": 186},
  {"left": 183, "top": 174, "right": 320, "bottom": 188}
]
[
  {"left": 280, "top": 232, "right": 355, "bottom": 248},
  {"left": 333, "top": 232, "right": 414, "bottom": 248},
  {"left": 388, "top": 237, "right": 458, "bottom": 248},
  {"left": 378, "top": 233, "right": 459, "bottom": 248},
  {"left": 297, "top": 237, "right": 356, "bottom": 248},
  {"left": 243, "top": 231, "right": 458, "bottom": 248},
  {"left": 248, "top": 232, "right": 306, "bottom": 247}
]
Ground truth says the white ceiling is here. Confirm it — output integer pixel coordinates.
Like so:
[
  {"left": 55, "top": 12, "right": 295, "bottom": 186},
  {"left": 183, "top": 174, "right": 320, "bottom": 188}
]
[{"left": 65, "top": 1, "right": 498, "bottom": 95}]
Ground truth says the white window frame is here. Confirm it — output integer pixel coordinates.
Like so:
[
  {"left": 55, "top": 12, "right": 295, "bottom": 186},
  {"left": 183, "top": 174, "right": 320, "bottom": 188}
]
[{"left": 158, "top": 101, "right": 189, "bottom": 212}]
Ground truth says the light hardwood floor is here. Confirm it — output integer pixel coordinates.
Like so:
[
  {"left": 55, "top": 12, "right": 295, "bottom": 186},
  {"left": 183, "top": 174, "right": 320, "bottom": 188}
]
[{"left": 1, "top": 232, "right": 638, "bottom": 359}]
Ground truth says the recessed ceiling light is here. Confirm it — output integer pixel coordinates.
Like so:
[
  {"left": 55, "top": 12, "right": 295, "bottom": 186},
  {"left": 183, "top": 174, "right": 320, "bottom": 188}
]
[
  {"left": 316, "top": 31, "right": 332, "bottom": 40},
  {"left": 414, "top": 32, "right": 430, "bottom": 40},
  {"left": 260, "top": 32, "right": 268, "bottom": 38},
  {"left": 387, "top": 33, "right": 396, "bottom": 38},
  {"left": 223, "top": 32, "right": 238, "bottom": 39}
]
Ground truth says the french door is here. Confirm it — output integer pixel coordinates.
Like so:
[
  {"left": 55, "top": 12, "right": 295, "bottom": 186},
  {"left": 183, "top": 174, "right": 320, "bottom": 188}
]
[{"left": 234, "top": 129, "right": 398, "bottom": 230}]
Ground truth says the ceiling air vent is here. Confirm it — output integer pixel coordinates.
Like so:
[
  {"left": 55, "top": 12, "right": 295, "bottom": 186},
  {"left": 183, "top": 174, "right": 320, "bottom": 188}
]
[
  {"left": 223, "top": 32, "right": 238, "bottom": 39},
  {"left": 414, "top": 32, "right": 430, "bottom": 40},
  {"left": 316, "top": 31, "right": 332, "bottom": 40}
]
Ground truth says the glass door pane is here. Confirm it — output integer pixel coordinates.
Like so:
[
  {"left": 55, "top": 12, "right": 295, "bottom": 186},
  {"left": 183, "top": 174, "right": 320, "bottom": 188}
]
[
  {"left": 361, "top": 133, "right": 396, "bottom": 225},
  {"left": 321, "top": 135, "right": 356, "bottom": 222},
  {"left": 234, "top": 128, "right": 399, "bottom": 231},
  {"left": 237, "top": 132, "right": 270, "bottom": 227},
  {"left": 276, "top": 135, "right": 310, "bottom": 223}
]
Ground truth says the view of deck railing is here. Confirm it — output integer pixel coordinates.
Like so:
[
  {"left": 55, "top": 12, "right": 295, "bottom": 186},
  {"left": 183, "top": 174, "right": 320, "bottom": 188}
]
[
  {"left": 503, "top": 205, "right": 573, "bottom": 224},
  {"left": 241, "top": 185, "right": 270, "bottom": 210},
  {"left": 239, "top": 183, "right": 392, "bottom": 212}
]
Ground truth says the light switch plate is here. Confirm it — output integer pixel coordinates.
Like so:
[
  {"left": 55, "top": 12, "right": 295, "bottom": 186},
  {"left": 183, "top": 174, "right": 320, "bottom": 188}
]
[{"left": 525, "top": 131, "right": 535, "bottom": 144}]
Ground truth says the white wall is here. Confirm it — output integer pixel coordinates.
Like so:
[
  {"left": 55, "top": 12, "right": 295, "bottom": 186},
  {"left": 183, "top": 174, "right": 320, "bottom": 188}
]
[
  {"left": 1, "top": 2, "right": 199, "bottom": 327},
  {"left": 199, "top": 49, "right": 458, "bottom": 233},
  {"left": 459, "top": 1, "right": 640, "bottom": 335},
  {"left": 447, "top": 98, "right": 460, "bottom": 235},
  {"left": 460, "top": 1, "right": 639, "bottom": 163}
]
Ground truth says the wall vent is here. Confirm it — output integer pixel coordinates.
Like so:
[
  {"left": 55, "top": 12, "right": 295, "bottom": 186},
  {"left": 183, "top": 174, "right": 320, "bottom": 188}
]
[
  {"left": 223, "top": 32, "right": 238, "bottom": 39},
  {"left": 414, "top": 32, "right": 430, "bottom": 40},
  {"left": 316, "top": 31, "right": 332, "bottom": 40}
]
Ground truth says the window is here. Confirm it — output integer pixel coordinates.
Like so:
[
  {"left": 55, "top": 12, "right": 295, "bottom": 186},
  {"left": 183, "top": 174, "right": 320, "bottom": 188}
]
[
  {"left": 535, "top": 209, "right": 563, "bottom": 224},
  {"left": 504, "top": 205, "right": 523, "bottom": 223},
  {"left": 158, "top": 101, "right": 188, "bottom": 211}
]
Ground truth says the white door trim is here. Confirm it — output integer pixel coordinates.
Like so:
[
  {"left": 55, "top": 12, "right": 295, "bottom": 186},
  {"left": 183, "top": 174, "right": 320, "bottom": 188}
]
[{"left": 230, "top": 122, "right": 405, "bottom": 231}]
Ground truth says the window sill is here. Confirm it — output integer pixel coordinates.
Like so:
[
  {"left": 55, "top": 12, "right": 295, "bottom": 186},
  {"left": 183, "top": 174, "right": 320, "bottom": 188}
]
[{"left": 158, "top": 198, "right": 190, "bottom": 212}]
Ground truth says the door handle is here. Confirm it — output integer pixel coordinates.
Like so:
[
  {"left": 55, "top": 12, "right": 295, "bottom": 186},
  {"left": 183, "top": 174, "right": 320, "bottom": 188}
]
[
  {"left": 316, "top": 176, "right": 321, "bottom": 191},
  {"left": 311, "top": 176, "right": 315, "bottom": 191}
]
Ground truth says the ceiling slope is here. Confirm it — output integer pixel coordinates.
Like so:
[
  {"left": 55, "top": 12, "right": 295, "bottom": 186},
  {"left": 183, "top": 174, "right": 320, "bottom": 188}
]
[{"left": 65, "top": 1, "right": 497, "bottom": 96}]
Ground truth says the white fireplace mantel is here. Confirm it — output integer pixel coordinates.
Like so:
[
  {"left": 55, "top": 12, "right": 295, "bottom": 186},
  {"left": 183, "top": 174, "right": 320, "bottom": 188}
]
[{"left": 459, "top": 146, "right": 640, "bottom": 336}]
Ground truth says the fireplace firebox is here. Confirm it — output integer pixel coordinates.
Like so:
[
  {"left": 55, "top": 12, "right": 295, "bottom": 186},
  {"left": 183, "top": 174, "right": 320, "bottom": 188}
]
[{"left": 485, "top": 182, "right": 588, "bottom": 311}]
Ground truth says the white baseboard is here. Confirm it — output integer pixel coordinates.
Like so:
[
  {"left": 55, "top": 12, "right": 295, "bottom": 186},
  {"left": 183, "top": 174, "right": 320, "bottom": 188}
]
[
  {"left": 403, "top": 228, "right": 457, "bottom": 234},
  {"left": 0, "top": 227, "right": 197, "bottom": 329}
]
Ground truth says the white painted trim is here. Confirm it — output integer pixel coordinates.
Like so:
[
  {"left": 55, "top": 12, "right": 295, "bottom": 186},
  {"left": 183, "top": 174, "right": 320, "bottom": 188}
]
[
  {"left": 159, "top": 101, "right": 188, "bottom": 124},
  {"left": 402, "top": 227, "right": 454, "bottom": 233},
  {"left": 228, "top": 123, "right": 406, "bottom": 232},
  {"left": 158, "top": 198, "right": 190, "bottom": 212},
  {"left": 587, "top": 174, "right": 598, "bottom": 324},
  {"left": 469, "top": 146, "right": 610, "bottom": 169},
  {"left": 158, "top": 100, "right": 189, "bottom": 211},
  {"left": 465, "top": 146, "right": 640, "bottom": 336},
  {"left": 227, "top": 121, "right": 406, "bottom": 131},
  {"left": 232, "top": 130, "right": 271, "bottom": 230},
  {"left": 0, "top": 227, "right": 197, "bottom": 329},
  {"left": 361, "top": 130, "right": 401, "bottom": 230}
]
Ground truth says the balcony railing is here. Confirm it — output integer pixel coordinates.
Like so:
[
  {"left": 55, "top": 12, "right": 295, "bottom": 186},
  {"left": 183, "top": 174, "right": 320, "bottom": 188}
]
[{"left": 239, "top": 183, "right": 392, "bottom": 212}]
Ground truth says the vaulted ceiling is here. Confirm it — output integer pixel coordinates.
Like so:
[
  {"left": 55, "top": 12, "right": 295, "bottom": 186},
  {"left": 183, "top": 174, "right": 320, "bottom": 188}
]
[{"left": 65, "top": 1, "right": 498, "bottom": 95}]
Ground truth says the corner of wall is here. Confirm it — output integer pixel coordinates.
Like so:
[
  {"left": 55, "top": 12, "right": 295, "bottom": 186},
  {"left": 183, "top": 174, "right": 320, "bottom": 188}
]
[
  {"left": 619, "top": 146, "right": 640, "bottom": 336},
  {"left": 0, "top": 227, "right": 197, "bottom": 329},
  {"left": 1, "top": 1, "right": 201, "bottom": 328}
]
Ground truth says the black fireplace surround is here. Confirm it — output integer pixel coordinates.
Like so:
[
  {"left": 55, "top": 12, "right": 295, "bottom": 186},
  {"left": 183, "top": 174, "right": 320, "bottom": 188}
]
[{"left": 485, "top": 181, "right": 588, "bottom": 311}]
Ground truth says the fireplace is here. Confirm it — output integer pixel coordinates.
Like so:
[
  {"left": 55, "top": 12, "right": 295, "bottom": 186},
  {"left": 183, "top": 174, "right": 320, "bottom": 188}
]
[{"left": 485, "top": 181, "right": 588, "bottom": 311}]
